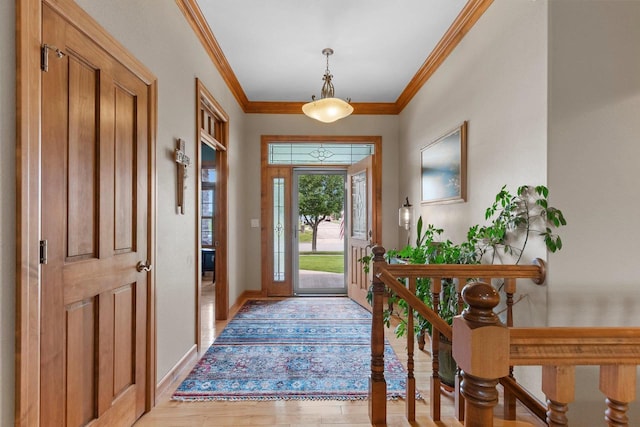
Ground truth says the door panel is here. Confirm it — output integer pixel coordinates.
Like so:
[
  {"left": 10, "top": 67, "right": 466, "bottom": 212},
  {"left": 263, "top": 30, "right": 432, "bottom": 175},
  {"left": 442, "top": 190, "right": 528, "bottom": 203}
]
[
  {"left": 41, "top": 5, "right": 149, "bottom": 425},
  {"left": 113, "top": 284, "right": 135, "bottom": 395},
  {"left": 65, "top": 299, "right": 96, "bottom": 426},
  {"left": 67, "top": 57, "right": 97, "bottom": 259},
  {"left": 114, "top": 86, "right": 136, "bottom": 252},
  {"left": 347, "top": 156, "right": 374, "bottom": 308}
]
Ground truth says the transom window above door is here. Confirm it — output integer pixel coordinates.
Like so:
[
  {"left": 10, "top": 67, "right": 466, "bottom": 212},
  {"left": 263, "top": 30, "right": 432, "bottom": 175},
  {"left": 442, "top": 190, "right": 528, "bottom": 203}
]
[{"left": 268, "top": 143, "right": 375, "bottom": 165}]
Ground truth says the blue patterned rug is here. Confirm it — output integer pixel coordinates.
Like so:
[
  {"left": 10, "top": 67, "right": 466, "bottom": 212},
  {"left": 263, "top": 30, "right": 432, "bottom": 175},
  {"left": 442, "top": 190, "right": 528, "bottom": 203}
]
[{"left": 172, "top": 297, "right": 415, "bottom": 401}]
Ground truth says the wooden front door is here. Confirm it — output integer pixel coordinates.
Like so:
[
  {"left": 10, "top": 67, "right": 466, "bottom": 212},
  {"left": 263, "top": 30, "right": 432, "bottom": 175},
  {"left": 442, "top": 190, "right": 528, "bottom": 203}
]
[
  {"left": 40, "top": 5, "right": 151, "bottom": 425},
  {"left": 347, "top": 156, "right": 375, "bottom": 308}
]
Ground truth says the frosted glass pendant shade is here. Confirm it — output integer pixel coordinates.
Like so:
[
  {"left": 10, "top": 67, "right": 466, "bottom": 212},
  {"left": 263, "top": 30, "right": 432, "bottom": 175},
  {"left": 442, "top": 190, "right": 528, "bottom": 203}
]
[
  {"left": 302, "top": 48, "right": 354, "bottom": 123},
  {"left": 302, "top": 97, "right": 354, "bottom": 123}
]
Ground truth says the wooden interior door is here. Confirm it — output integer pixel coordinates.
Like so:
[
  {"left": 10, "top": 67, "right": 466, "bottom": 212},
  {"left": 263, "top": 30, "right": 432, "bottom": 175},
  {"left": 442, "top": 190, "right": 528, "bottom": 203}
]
[
  {"left": 40, "top": 5, "right": 150, "bottom": 425},
  {"left": 347, "top": 156, "right": 375, "bottom": 309}
]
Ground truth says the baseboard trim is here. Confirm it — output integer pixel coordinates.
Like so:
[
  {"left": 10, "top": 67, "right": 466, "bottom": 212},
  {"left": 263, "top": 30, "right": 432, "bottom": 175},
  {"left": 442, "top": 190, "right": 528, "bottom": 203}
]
[
  {"left": 154, "top": 290, "right": 267, "bottom": 403},
  {"left": 229, "top": 290, "right": 263, "bottom": 316},
  {"left": 155, "top": 344, "right": 198, "bottom": 403}
]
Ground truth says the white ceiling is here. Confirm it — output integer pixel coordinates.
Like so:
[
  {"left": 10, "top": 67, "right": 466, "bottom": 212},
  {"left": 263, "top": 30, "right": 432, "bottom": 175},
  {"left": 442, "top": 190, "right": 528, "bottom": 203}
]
[{"left": 197, "top": 0, "right": 468, "bottom": 103}]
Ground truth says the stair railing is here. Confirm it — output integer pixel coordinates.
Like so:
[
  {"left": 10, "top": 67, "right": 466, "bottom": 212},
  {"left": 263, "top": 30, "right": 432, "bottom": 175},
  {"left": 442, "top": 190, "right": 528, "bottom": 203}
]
[
  {"left": 369, "top": 245, "right": 640, "bottom": 426},
  {"left": 454, "top": 281, "right": 640, "bottom": 427},
  {"left": 368, "top": 246, "right": 547, "bottom": 425}
]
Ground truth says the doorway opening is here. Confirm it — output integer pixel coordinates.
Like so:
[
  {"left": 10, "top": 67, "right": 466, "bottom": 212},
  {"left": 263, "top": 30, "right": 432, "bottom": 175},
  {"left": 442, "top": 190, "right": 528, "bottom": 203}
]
[
  {"left": 293, "top": 170, "right": 347, "bottom": 295},
  {"left": 200, "top": 142, "right": 217, "bottom": 348},
  {"left": 196, "top": 79, "right": 229, "bottom": 354},
  {"left": 260, "top": 135, "right": 382, "bottom": 306}
]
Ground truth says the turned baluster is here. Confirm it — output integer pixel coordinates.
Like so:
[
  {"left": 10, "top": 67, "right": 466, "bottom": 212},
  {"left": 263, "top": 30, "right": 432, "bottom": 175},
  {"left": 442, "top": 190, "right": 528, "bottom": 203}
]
[
  {"left": 503, "top": 277, "right": 517, "bottom": 420},
  {"left": 406, "top": 276, "right": 416, "bottom": 421},
  {"left": 455, "top": 277, "right": 466, "bottom": 422},
  {"left": 504, "top": 278, "right": 515, "bottom": 330},
  {"left": 369, "top": 246, "right": 387, "bottom": 425},
  {"left": 453, "top": 281, "right": 509, "bottom": 427},
  {"left": 542, "top": 365, "right": 575, "bottom": 427},
  {"left": 431, "top": 276, "right": 442, "bottom": 421},
  {"left": 599, "top": 365, "right": 636, "bottom": 427}
]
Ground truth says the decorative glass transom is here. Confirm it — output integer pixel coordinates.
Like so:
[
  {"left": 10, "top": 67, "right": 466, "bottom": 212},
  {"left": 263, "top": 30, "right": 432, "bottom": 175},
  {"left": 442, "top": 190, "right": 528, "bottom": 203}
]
[{"left": 268, "top": 143, "right": 375, "bottom": 165}]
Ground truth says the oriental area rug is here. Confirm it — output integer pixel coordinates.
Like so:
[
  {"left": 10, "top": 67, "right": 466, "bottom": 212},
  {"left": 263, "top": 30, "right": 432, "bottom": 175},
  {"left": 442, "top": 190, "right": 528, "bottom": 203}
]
[{"left": 172, "top": 297, "right": 415, "bottom": 401}]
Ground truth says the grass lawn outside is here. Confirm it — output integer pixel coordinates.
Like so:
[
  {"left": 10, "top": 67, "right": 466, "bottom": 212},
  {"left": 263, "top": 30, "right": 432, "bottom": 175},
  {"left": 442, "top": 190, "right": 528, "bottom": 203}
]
[
  {"left": 299, "top": 230, "right": 312, "bottom": 243},
  {"left": 298, "top": 252, "right": 344, "bottom": 273}
]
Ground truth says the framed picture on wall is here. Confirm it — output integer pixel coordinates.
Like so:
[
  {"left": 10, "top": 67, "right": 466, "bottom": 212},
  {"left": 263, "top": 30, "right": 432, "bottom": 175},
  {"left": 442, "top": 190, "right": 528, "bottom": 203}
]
[{"left": 420, "top": 121, "right": 467, "bottom": 205}]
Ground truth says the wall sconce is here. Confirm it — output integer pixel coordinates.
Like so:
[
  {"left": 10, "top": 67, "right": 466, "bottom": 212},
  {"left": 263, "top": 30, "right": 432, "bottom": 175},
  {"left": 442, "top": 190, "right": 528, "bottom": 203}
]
[{"left": 398, "top": 197, "right": 414, "bottom": 245}]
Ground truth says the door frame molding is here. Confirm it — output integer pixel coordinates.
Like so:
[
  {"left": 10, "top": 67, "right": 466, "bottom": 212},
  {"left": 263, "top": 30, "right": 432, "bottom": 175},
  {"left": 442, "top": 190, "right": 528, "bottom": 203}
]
[
  {"left": 16, "top": 0, "right": 158, "bottom": 424},
  {"left": 195, "top": 78, "right": 229, "bottom": 339},
  {"left": 260, "top": 135, "right": 382, "bottom": 297}
]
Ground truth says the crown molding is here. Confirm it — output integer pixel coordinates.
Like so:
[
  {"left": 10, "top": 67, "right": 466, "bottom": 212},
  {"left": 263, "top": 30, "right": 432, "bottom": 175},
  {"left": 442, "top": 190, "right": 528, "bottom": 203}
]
[
  {"left": 395, "top": 0, "right": 494, "bottom": 111},
  {"left": 176, "top": 0, "right": 250, "bottom": 110},
  {"left": 178, "top": 0, "right": 492, "bottom": 116},
  {"left": 244, "top": 101, "right": 399, "bottom": 115}
]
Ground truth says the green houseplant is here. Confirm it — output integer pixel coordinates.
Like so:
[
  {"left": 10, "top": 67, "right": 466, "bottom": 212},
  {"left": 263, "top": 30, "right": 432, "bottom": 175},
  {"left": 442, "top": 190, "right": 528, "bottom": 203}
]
[
  {"left": 363, "top": 184, "right": 567, "bottom": 387},
  {"left": 386, "top": 220, "right": 474, "bottom": 338}
]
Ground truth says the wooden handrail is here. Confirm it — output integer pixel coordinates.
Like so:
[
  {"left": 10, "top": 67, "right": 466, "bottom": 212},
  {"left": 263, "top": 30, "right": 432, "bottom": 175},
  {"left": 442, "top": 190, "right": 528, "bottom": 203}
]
[
  {"left": 510, "top": 327, "right": 640, "bottom": 365},
  {"left": 377, "top": 268, "right": 453, "bottom": 340},
  {"left": 499, "top": 376, "right": 547, "bottom": 421},
  {"left": 383, "top": 261, "right": 545, "bottom": 283}
]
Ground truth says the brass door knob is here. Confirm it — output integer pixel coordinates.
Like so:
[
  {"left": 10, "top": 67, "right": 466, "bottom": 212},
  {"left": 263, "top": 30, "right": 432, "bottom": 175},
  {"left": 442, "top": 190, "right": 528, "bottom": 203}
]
[{"left": 136, "top": 261, "right": 152, "bottom": 272}]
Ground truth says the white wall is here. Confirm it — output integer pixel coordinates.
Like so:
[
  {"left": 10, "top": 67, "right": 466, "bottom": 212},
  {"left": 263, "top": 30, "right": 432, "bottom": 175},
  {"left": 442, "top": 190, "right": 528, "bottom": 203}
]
[
  {"left": 73, "top": 0, "right": 246, "bottom": 381},
  {"left": 547, "top": 1, "right": 640, "bottom": 423},
  {"left": 399, "top": 0, "right": 549, "bottom": 327},
  {"left": 398, "top": 0, "right": 549, "bottom": 402},
  {"left": 398, "top": 0, "right": 640, "bottom": 421},
  {"left": 241, "top": 114, "right": 401, "bottom": 290},
  {"left": 0, "top": 0, "right": 16, "bottom": 424},
  {"left": 547, "top": 0, "right": 640, "bottom": 325}
]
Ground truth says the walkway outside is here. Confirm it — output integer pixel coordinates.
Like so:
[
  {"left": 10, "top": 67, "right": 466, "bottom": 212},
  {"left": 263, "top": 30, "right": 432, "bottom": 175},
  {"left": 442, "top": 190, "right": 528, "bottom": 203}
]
[{"left": 298, "top": 220, "right": 345, "bottom": 290}]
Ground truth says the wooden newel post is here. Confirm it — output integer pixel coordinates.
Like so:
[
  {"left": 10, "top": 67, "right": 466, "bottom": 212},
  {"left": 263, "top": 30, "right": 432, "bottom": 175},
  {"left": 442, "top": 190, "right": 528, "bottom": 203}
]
[
  {"left": 369, "top": 246, "right": 387, "bottom": 426},
  {"left": 453, "top": 281, "right": 509, "bottom": 427}
]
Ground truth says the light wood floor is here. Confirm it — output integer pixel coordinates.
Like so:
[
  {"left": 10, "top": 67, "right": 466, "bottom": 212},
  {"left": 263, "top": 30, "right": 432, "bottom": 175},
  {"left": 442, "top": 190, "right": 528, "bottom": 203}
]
[
  {"left": 136, "top": 291, "right": 544, "bottom": 427},
  {"left": 199, "top": 279, "right": 216, "bottom": 351}
]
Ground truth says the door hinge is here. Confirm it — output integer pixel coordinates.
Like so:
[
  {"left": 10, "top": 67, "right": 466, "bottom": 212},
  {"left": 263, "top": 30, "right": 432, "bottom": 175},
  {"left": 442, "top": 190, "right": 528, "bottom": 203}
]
[
  {"left": 39, "top": 240, "right": 48, "bottom": 265},
  {"left": 41, "top": 44, "right": 65, "bottom": 72}
]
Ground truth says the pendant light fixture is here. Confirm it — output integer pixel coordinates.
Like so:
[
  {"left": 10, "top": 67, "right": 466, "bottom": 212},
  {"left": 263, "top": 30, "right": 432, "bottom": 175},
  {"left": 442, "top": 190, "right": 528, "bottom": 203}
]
[{"left": 302, "top": 48, "right": 354, "bottom": 123}]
